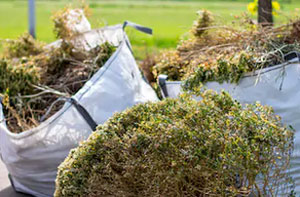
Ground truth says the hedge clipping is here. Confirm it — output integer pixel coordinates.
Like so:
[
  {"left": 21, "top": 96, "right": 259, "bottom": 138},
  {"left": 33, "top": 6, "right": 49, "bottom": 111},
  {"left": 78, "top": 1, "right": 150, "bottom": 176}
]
[{"left": 55, "top": 89, "right": 294, "bottom": 196}]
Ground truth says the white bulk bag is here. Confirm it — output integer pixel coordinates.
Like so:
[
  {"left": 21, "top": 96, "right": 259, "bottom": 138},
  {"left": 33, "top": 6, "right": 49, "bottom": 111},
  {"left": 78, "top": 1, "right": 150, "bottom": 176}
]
[
  {"left": 0, "top": 22, "right": 158, "bottom": 197},
  {"left": 158, "top": 54, "right": 300, "bottom": 195},
  {"left": 64, "top": 9, "right": 91, "bottom": 34}
]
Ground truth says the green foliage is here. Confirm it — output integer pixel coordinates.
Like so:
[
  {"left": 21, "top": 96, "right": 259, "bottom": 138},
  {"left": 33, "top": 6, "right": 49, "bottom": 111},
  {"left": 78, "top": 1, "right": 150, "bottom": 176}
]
[
  {"left": 93, "top": 41, "right": 116, "bottom": 67},
  {"left": 0, "top": 57, "right": 42, "bottom": 131},
  {"left": 183, "top": 42, "right": 300, "bottom": 91},
  {"left": 2, "top": 33, "right": 45, "bottom": 59},
  {"left": 153, "top": 50, "right": 188, "bottom": 81},
  {"left": 183, "top": 54, "right": 253, "bottom": 90},
  {"left": 55, "top": 89, "right": 294, "bottom": 196},
  {"left": 0, "top": 58, "right": 39, "bottom": 97}
]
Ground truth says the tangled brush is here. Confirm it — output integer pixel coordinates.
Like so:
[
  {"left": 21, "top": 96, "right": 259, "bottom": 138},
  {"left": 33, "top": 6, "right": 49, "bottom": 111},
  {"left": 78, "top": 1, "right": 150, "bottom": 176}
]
[{"left": 55, "top": 89, "right": 294, "bottom": 197}]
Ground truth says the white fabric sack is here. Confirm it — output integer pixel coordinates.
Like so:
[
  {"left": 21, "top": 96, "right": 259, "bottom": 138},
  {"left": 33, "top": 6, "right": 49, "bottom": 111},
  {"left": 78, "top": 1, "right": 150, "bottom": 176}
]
[
  {"left": 0, "top": 23, "right": 158, "bottom": 197},
  {"left": 46, "top": 24, "right": 124, "bottom": 51},
  {"left": 158, "top": 57, "right": 300, "bottom": 195},
  {"left": 64, "top": 9, "right": 91, "bottom": 35}
]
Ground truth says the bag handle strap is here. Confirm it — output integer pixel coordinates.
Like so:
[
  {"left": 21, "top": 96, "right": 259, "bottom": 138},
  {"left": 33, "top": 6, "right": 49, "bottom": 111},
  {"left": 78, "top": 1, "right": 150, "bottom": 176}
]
[
  {"left": 40, "top": 97, "right": 67, "bottom": 122},
  {"left": 284, "top": 51, "right": 300, "bottom": 62},
  {"left": 121, "top": 21, "right": 152, "bottom": 61},
  {"left": 41, "top": 97, "right": 97, "bottom": 131},
  {"left": 122, "top": 21, "right": 153, "bottom": 35},
  {"left": 158, "top": 74, "right": 169, "bottom": 98},
  {"left": 68, "top": 98, "right": 97, "bottom": 131}
]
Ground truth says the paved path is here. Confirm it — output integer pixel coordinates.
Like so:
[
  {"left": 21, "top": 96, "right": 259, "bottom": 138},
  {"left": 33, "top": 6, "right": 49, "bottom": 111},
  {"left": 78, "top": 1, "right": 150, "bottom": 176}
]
[{"left": 0, "top": 160, "right": 32, "bottom": 197}]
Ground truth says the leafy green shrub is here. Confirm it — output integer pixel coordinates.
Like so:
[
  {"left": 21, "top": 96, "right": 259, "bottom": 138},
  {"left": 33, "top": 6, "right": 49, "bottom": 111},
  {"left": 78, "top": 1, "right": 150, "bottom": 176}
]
[{"left": 55, "top": 89, "right": 294, "bottom": 197}]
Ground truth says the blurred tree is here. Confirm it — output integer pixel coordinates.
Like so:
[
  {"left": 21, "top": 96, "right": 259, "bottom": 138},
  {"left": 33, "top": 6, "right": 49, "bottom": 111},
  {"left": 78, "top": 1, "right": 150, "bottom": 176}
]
[
  {"left": 248, "top": 0, "right": 280, "bottom": 25},
  {"left": 258, "top": 0, "right": 273, "bottom": 26}
]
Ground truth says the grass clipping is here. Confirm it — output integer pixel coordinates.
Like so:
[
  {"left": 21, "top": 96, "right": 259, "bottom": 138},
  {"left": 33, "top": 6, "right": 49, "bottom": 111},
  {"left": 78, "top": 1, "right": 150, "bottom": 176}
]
[
  {"left": 151, "top": 10, "right": 300, "bottom": 90},
  {"left": 0, "top": 7, "right": 116, "bottom": 133},
  {"left": 55, "top": 89, "right": 294, "bottom": 196}
]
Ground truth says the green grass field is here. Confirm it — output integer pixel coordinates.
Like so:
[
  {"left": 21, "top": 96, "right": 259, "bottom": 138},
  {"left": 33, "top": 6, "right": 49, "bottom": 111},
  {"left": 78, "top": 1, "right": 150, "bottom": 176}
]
[{"left": 1, "top": 0, "right": 300, "bottom": 58}]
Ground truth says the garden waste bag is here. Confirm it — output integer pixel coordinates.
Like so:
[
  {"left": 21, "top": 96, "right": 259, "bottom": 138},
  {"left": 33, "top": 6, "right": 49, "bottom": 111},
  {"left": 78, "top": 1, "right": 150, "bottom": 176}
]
[
  {"left": 0, "top": 21, "right": 158, "bottom": 197},
  {"left": 158, "top": 53, "right": 300, "bottom": 195}
]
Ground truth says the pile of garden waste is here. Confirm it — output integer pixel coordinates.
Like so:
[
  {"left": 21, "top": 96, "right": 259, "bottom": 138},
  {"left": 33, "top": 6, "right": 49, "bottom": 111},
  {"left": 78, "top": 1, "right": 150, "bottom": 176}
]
[{"left": 148, "top": 10, "right": 300, "bottom": 91}]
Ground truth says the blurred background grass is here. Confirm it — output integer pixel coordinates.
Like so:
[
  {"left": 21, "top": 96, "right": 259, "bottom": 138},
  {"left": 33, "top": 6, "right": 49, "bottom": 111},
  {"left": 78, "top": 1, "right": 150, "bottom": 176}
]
[{"left": 0, "top": 0, "right": 299, "bottom": 58}]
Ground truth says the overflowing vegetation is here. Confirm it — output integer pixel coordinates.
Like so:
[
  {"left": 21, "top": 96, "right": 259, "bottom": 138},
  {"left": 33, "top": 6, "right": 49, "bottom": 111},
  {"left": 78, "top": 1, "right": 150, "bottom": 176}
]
[
  {"left": 148, "top": 10, "right": 300, "bottom": 91},
  {"left": 2, "top": 33, "right": 45, "bottom": 59},
  {"left": 0, "top": 7, "right": 116, "bottom": 133},
  {"left": 55, "top": 89, "right": 294, "bottom": 197}
]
